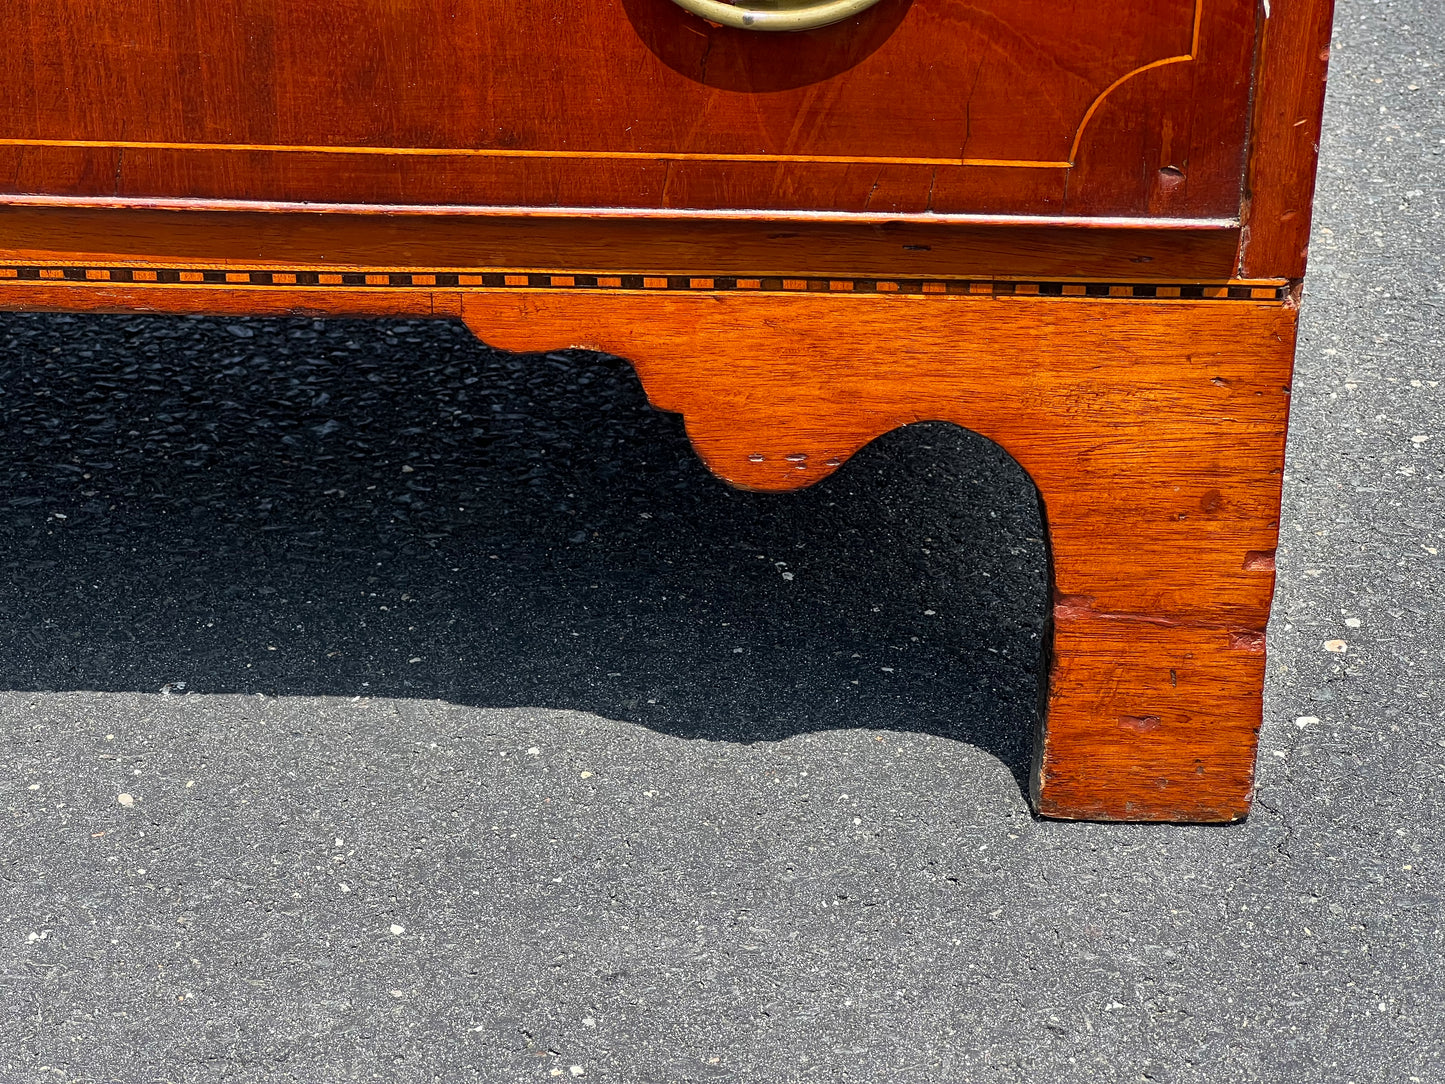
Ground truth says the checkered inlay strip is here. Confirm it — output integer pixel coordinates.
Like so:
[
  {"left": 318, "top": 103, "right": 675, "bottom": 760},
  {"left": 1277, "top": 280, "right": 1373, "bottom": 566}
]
[{"left": 0, "top": 267, "right": 1287, "bottom": 301}]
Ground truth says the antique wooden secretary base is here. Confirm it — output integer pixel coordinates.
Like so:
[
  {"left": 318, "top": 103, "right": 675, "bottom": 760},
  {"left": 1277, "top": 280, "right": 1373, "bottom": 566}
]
[{"left": 0, "top": 0, "right": 1335, "bottom": 821}]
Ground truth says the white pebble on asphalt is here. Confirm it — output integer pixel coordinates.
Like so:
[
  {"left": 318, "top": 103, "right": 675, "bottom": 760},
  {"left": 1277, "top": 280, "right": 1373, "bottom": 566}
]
[
  {"left": 390, "top": 924, "right": 405, "bottom": 936},
  {"left": 117, "top": 793, "right": 135, "bottom": 807},
  {"left": 1323, "top": 639, "right": 1348, "bottom": 653},
  {"left": 1344, "top": 617, "right": 1361, "bottom": 628},
  {"left": 1295, "top": 716, "right": 1320, "bottom": 728}
]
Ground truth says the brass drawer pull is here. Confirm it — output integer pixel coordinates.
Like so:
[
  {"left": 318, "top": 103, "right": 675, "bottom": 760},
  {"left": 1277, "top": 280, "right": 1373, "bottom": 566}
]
[{"left": 668, "top": 0, "right": 885, "bottom": 32}]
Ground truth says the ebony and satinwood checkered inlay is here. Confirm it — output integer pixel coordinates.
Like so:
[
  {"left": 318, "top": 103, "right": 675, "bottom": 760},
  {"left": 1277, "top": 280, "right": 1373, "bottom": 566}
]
[{"left": 0, "top": 266, "right": 1288, "bottom": 301}]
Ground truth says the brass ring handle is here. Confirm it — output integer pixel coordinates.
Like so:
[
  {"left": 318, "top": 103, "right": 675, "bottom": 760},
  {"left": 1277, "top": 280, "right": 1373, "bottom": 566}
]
[{"left": 668, "top": 0, "right": 886, "bottom": 32}]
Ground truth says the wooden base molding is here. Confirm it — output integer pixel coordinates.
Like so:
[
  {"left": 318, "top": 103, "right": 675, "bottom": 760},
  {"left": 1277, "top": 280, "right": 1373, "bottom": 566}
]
[{"left": 0, "top": 276, "right": 1294, "bottom": 823}]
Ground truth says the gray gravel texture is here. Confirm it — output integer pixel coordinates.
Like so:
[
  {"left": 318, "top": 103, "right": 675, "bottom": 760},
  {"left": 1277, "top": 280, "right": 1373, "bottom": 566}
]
[{"left": 1, "top": 3, "right": 1442, "bottom": 1082}]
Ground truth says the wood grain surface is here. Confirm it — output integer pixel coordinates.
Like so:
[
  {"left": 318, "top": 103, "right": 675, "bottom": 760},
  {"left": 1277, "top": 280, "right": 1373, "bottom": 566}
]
[
  {"left": 0, "top": 204, "right": 1247, "bottom": 283},
  {"left": 458, "top": 290, "right": 1295, "bottom": 822},
  {"left": 1239, "top": 0, "right": 1339, "bottom": 278},
  {"left": 0, "top": 0, "right": 1257, "bottom": 217},
  {"left": 0, "top": 275, "right": 1295, "bottom": 821}
]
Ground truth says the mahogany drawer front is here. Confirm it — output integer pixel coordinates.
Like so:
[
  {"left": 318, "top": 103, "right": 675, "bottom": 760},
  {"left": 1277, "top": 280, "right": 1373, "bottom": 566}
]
[{"left": 2, "top": 0, "right": 1256, "bottom": 219}]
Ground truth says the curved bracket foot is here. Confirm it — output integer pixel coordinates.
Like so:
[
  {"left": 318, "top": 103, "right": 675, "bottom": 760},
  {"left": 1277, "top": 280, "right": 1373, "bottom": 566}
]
[{"left": 463, "top": 288, "right": 1296, "bottom": 822}]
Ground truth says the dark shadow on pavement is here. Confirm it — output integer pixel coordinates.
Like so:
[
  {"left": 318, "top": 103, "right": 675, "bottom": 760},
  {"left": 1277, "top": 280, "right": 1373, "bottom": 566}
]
[{"left": 0, "top": 313, "right": 1049, "bottom": 798}]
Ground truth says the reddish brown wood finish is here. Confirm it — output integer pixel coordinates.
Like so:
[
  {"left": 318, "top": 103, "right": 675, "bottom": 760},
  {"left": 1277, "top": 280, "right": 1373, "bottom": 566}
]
[
  {"left": 0, "top": 0, "right": 1337, "bottom": 821},
  {"left": 0, "top": 204, "right": 1244, "bottom": 283},
  {"left": 0, "top": 0, "right": 1257, "bottom": 218},
  {"left": 465, "top": 291, "right": 1293, "bottom": 822},
  {"left": 1238, "top": 0, "right": 1338, "bottom": 278}
]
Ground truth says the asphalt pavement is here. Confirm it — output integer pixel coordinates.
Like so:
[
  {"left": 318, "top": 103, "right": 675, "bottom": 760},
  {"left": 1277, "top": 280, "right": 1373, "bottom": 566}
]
[{"left": 2, "top": 1, "right": 1442, "bottom": 1080}]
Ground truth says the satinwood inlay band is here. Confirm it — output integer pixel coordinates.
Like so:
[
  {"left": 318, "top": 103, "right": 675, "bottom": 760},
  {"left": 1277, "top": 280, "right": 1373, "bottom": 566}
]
[{"left": 0, "top": 266, "right": 1286, "bottom": 302}]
